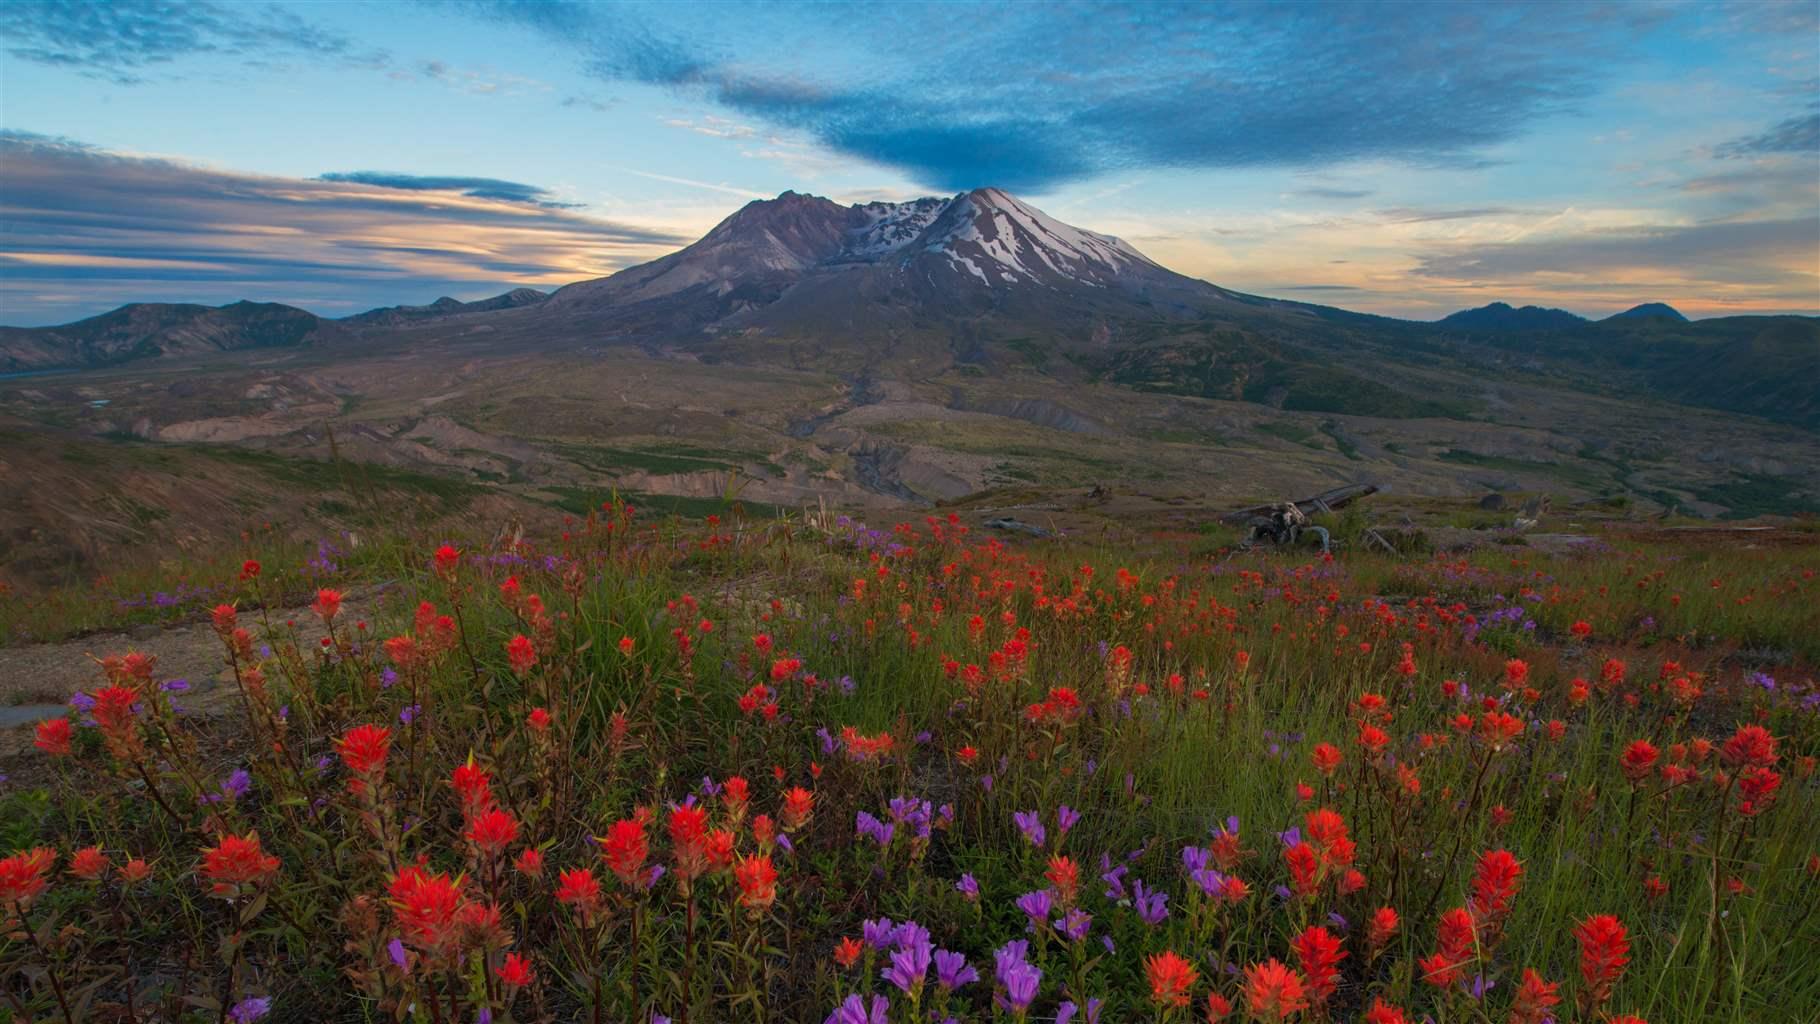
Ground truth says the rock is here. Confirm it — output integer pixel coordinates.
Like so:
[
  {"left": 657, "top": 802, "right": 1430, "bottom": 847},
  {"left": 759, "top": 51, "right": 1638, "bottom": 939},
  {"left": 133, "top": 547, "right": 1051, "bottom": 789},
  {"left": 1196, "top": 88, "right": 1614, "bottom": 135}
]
[
  {"left": 1478, "top": 493, "right": 1507, "bottom": 511},
  {"left": 985, "top": 517, "right": 1053, "bottom": 538}
]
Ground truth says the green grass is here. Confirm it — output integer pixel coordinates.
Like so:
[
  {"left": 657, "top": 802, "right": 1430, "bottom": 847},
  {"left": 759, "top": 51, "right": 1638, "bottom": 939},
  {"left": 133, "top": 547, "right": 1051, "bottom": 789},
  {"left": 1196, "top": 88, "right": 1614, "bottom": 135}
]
[
  {"left": 1256, "top": 420, "right": 1324, "bottom": 449},
  {"left": 2, "top": 508, "right": 1815, "bottom": 1023}
]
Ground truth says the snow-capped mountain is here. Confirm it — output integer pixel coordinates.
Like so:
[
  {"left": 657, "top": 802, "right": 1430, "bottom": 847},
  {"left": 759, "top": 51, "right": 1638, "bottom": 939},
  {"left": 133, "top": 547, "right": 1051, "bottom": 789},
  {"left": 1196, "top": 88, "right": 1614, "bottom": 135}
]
[
  {"left": 910, "top": 187, "right": 1160, "bottom": 288},
  {"left": 549, "top": 187, "right": 1199, "bottom": 310}
]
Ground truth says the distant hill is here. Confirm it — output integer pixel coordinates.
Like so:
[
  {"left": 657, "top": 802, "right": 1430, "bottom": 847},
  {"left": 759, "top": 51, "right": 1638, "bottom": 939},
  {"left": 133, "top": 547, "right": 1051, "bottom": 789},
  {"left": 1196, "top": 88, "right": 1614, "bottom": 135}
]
[
  {"left": 1439, "top": 302, "right": 1588, "bottom": 331},
  {"left": 344, "top": 287, "right": 548, "bottom": 326},
  {"left": 0, "top": 301, "right": 344, "bottom": 372},
  {"left": 1604, "top": 302, "right": 1688, "bottom": 322}
]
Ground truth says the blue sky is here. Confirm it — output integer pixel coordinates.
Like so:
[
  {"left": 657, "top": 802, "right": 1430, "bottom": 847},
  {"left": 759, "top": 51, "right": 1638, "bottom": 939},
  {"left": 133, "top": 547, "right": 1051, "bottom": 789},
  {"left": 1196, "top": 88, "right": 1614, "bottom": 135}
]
[{"left": 1, "top": 0, "right": 1815, "bottom": 325}]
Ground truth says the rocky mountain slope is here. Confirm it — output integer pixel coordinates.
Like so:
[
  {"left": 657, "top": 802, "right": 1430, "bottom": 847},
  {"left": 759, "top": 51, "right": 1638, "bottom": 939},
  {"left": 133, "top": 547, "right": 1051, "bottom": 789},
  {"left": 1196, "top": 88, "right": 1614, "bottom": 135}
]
[{"left": 4, "top": 189, "right": 1814, "bottom": 429}]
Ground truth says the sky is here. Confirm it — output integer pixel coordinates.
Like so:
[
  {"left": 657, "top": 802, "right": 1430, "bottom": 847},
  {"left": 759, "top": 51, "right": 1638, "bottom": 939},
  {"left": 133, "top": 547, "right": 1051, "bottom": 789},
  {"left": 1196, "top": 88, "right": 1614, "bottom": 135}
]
[{"left": 1, "top": 0, "right": 1816, "bottom": 326}]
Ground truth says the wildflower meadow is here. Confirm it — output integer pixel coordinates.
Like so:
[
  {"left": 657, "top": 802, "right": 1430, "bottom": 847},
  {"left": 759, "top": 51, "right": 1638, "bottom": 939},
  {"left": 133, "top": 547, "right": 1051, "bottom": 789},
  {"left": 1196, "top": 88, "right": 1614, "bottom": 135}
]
[{"left": 3, "top": 505, "right": 1816, "bottom": 1023}]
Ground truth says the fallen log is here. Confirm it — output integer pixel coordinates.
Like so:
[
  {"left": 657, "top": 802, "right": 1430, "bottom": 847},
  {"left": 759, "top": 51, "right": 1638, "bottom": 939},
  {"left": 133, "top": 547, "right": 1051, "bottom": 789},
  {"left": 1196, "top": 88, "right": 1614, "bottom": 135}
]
[{"left": 1219, "top": 483, "right": 1380, "bottom": 524}]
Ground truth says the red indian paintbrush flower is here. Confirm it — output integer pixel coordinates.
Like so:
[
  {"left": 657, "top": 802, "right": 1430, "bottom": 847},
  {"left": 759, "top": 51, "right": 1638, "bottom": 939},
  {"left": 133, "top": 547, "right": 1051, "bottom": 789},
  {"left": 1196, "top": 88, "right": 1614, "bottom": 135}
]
[
  {"left": 450, "top": 757, "right": 494, "bottom": 820},
  {"left": 466, "top": 808, "right": 519, "bottom": 857},
  {"left": 723, "top": 775, "right": 750, "bottom": 818},
  {"left": 433, "top": 544, "right": 460, "bottom": 575},
  {"left": 91, "top": 685, "right": 141, "bottom": 757},
  {"left": 1045, "top": 855, "right": 1080, "bottom": 906},
  {"left": 1284, "top": 841, "right": 1320, "bottom": 895},
  {"left": 733, "top": 853, "right": 778, "bottom": 911},
  {"left": 1244, "top": 958, "right": 1308, "bottom": 1021},
  {"left": 1470, "top": 848, "right": 1524, "bottom": 921},
  {"left": 0, "top": 847, "right": 55, "bottom": 908},
  {"left": 780, "top": 786, "right": 814, "bottom": 831},
  {"left": 1509, "top": 968, "right": 1561, "bottom": 1024},
  {"left": 599, "top": 817, "right": 649, "bottom": 886},
  {"left": 1721, "top": 724, "right": 1777, "bottom": 768},
  {"left": 1363, "top": 998, "right": 1410, "bottom": 1024},
  {"left": 505, "top": 634, "right": 537, "bottom": 678},
  {"left": 1310, "top": 743, "right": 1342, "bottom": 775},
  {"left": 670, "top": 804, "right": 710, "bottom": 880},
  {"left": 1368, "top": 906, "right": 1399, "bottom": 950},
  {"left": 34, "top": 716, "right": 72, "bottom": 756},
  {"left": 1290, "top": 925, "right": 1346, "bottom": 1006},
  {"left": 1145, "top": 949, "right": 1198, "bottom": 1009},
  {"left": 496, "top": 951, "right": 534, "bottom": 988},
  {"left": 1574, "top": 913, "right": 1630, "bottom": 1010},
  {"left": 389, "top": 864, "right": 468, "bottom": 955},
  {"left": 199, "top": 832, "right": 280, "bottom": 897},
  {"left": 1420, "top": 907, "right": 1477, "bottom": 989},
  {"left": 70, "top": 845, "right": 109, "bottom": 880},
  {"left": 514, "top": 848, "right": 544, "bottom": 878},
  {"left": 1205, "top": 990, "right": 1233, "bottom": 1020},
  {"left": 312, "top": 588, "right": 343, "bottom": 623},
  {"left": 555, "top": 867, "right": 603, "bottom": 919},
  {"left": 336, "top": 723, "right": 392, "bottom": 777},
  {"left": 833, "top": 936, "right": 863, "bottom": 968},
  {"left": 1620, "top": 740, "right": 1659, "bottom": 783}
]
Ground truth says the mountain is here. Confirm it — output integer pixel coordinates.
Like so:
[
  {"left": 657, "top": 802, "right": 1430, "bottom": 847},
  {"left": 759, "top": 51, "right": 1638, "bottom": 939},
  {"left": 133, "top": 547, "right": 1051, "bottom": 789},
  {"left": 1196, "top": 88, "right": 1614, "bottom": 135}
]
[
  {"left": 0, "top": 300, "right": 344, "bottom": 372},
  {"left": 1439, "top": 302, "right": 1588, "bottom": 331},
  {"left": 1605, "top": 302, "right": 1687, "bottom": 322},
  {"left": 344, "top": 288, "right": 547, "bottom": 326},
  {"left": 4, "top": 188, "right": 1815, "bottom": 429}
]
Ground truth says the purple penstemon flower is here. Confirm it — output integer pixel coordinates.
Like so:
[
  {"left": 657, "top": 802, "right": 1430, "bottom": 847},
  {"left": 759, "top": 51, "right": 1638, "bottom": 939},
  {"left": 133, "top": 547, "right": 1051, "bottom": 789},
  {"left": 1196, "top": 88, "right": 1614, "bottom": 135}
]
[
  {"left": 933, "top": 949, "right": 978, "bottom": 990},
  {"left": 227, "top": 997, "right": 271, "bottom": 1023},
  {"left": 856, "top": 811, "right": 895, "bottom": 847},
  {"left": 1055, "top": 907, "right": 1092, "bottom": 942},
  {"left": 1013, "top": 809, "right": 1046, "bottom": 848},
  {"left": 1182, "top": 843, "right": 1211, "bottom": 874},
  {"left": 220, "top": 769, "right": 252, "bottom": 801},
  {"left": 882, "top": 940, "right": 930, "bottom": 996},
  {"left": 1132, "top": 879, "right": 1168, "bottom": 925},
  {"left": 996, "top": 959, "right": 1042, "bottom": 1015},
  {"left": 862, "top": 917, "right": 899, "bottom": 951},
  {"left": 1055, "top": 804, "right": 1080, "bottom": 837},
  {"left": 1101, "top": 857, "right": 1129, "bottom": 901},
  {"left": 1016, "top": 889, "right": 1053, "bottom": 932},
  {"left": 955, "top": 873, "right": 980, "bottom": 900},
  {"left": 825, "top": 993, "right": 889, "bottom": 1024},
  {"left": 1191, "top": 866, "right": 1225, "bottom": 897}
]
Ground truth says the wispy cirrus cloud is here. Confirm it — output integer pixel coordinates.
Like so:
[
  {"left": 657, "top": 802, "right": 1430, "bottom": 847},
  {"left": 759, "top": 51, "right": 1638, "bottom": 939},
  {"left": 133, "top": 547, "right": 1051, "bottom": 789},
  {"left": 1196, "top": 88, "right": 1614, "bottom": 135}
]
[
  {"left": 316, "top": 171, "right": 580, "bottom": 208},
  {"left": 1714, "top": 111, "right": 1820, "bottom": 158},
  {"left": 0, "top": 0, "right": 387, "bottom": 83},
  {"left": 0, "top": 132, "right": 689, "bottom": 325},
  {"left": 457, "top": 0, "right": 1674, "bottom": 192}
]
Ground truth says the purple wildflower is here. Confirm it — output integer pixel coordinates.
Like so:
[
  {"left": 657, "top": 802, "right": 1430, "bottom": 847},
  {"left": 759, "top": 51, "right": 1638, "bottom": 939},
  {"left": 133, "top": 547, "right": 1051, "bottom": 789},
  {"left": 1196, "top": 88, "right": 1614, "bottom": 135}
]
[{"left": 934, "top": 949, "right": 978, "bottom": 990}]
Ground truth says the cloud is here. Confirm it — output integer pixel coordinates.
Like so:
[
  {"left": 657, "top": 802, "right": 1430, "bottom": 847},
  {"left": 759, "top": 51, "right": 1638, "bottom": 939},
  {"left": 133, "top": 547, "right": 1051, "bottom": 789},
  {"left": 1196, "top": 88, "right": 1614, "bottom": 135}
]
[
  {"left": 456, "top": 0, "right": 1674, "bottom": 191},
  {"left": 0, "top": 131, "right": 689, "bottom": 325},
  {"left": 1411, "top": 218, "right": 1818, "bottom": 283},
  {"left": 1376, "top": 206, "right": 1518, "bottom": 223},
  {"left": 0, "top": 0, "right": 386, "bottom": 83},
  {"left": 664, "top": 115, "right": 757, "bottom": 139},
  {"left": 1715, "top": 111, "right": 1820, "bottom": 158},
  {"left": 562, "top": 94, "right": 615, "bottom": 112},
  {"left": 317, "top": 171, "right": 580, "bottom": 208},
  {"left": 1289, "top": 187, "right": 1376, "bottom": 200},
  {"left": 1402, "top": 217, "right": 1819, "bottom": 314}
]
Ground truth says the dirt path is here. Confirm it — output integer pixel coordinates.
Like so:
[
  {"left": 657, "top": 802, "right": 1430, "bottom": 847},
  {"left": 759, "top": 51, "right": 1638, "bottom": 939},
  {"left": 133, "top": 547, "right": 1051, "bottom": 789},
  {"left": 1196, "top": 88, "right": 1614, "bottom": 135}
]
[{"left": 0, "top": 591, "right": 376, "bottom": 757}]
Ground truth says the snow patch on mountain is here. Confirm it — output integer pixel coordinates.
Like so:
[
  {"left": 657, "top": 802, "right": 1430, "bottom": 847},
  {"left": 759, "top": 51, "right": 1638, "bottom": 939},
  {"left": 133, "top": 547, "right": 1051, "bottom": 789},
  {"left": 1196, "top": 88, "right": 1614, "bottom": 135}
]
[
  {"left": 840, "top": 197, "right": 948, "bottom": 261},
  {"left": 919, "top": 188, "right": 1157, "bottom": 287}
]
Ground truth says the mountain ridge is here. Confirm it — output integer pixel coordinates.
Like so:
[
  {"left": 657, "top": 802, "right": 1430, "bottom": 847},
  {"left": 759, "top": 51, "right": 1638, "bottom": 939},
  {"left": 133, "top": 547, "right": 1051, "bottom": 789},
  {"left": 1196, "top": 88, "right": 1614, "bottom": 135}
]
[{"left": 3, "top": 188, "right": 1815, "bottom": 428}]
